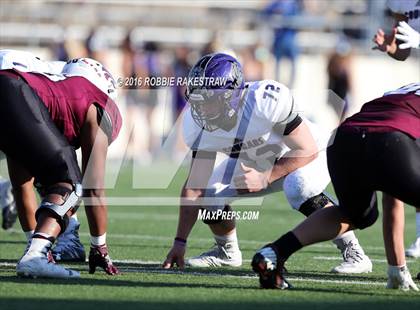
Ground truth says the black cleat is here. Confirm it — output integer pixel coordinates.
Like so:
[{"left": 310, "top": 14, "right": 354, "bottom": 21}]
[
  {"left": 2, "top": 202, "right": 17, "bottom": 230},
  {"left": 251, "top": 247, "right": 291, "bottom": 290}
]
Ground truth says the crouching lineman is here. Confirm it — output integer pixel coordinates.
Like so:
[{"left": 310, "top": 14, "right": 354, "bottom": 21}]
[
  {"left": 0, "top": 52, "right": 121, "bottom": 277},
  {"left": 163, "top": 53, "right": 372, "bottom": 274},
  {"left": 373, "top": 0, "right": 420, "bottom": 260},
  {"left": 0, "top": 49, "right": 85, "bottom": 261},
  {"left": 252, "top": 83, "right": 420, "bottom": 290}
]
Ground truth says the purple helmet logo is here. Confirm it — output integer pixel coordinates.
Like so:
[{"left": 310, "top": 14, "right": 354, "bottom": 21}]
[{"left": 185, "top": 53, "right": 245, "bottom": 132}]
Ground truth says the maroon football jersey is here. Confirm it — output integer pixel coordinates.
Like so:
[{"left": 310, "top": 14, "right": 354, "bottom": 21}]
[
  {"left": 341, "top": 93, "right": 420, "bottom": 139},
  {"left": 0, "top": 69, "right": 122, "bottom": 148}
]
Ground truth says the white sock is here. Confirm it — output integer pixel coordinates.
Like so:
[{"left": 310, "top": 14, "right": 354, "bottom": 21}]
[
  {"left": 335, "top": 230, "right": 357, "bottom": 243},
  {"left": 27, "top": 237, "right": 52, "bottom": 254},
  {"left": 416, "top": 212, "right": 420, "bottom": 239},
  {"left": 214, "top": 229, "right": 239, "bottom": 249},
  {"left": 24, "top": 230, "right": 34, "bottom": 241},
  {"left": 333, "top": 230, "right": 358, "bottom": 251},
  {"left": 91, "top": 233, "right": 106, "bottom": 246}
]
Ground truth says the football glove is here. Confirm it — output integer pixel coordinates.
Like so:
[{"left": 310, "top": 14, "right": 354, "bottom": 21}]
[
  {"left": 387, "top": 265, "right": 419, "bottom": 291},
  {"left": 88, "top": 244, "right": 120, "bottom": 275},
  {"left": 395, "top": 21, "right": 420, "bottom": 50}
]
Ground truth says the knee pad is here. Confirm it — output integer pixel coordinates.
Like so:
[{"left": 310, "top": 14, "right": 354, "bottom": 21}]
[
  {"left": 35, "top": 183, "right": 82, "bottom": 232},
  {"left": 202, "top": 205, "right": 230, "bottom": 225},
  {"left": 298, "top": 192, "right": 336, "bottom": 217}
]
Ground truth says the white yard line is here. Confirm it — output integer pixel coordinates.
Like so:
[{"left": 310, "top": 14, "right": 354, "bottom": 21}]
[
  {"left": 0, "top": 261, "right": 387, "bottom": 287},
  {"left": 313, "top": 256, "right": 415, "bottom": 263}
]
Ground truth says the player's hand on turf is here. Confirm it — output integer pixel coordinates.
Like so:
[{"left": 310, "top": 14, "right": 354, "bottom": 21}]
[
  {"left": 372, "top": 28, "right": 397, "bottom": 52},
  {"left": 234, "top": 163, "right": 269, "bottom": 194},
  {"left": 163, "top": 242, "right": 186, "bottom": 269},
  {"left": 88, "top": 244, "right": 120, "bottom": 276},
  {"left": 387, "top": 265, "right": 419, "bottom": 291},
  {"left": 395, "top": 21, "right": 420, "bottom": 50}
]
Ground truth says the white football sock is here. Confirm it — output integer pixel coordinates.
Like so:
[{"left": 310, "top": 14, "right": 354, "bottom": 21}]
[
  {"left": 24, "top": 230, "right": 34, "bottom": 241},
  {"left": 214, "top": 229, "right": 239, "bottom": 249},
  {"left": 27, "top": 237, "right": 52, "bottom": 254},
  {"left": 333, "top": 230, "right": 359, "bottom": 251},
  {"left": 91, "top": 233, "right": 106, "bottom": 246},
  {"left": 416, "top": 212, "right": 420, "bottom": 239}
]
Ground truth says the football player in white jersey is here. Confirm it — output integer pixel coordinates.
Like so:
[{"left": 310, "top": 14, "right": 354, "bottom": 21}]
[
  {"left": 0, "top": 49, "right": 85, "bottom": 262},
  {"left": 373, "top": 0, "right": 420, "bottom": 282},
  {"left": 0, "top": 49, "right": 66, "bottom": 75},
  {"left": 163, "top": 53, "right": 372, "bottom": 274}
]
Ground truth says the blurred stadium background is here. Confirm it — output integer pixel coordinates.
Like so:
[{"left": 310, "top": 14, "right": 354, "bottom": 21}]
[
  {"left": 0, "top": 3, "right": 420, "bottom": 307},
  {"left": 0, "top": 0, "right": 418, "bottom": 163}
]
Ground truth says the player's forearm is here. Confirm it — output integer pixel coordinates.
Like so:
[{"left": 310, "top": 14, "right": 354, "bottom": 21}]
[
  {"left": 176, "top": 188, "right": 202, "bottom": 240},
  {"left": 268, "top": 152, "right": 317, "bottom": 183},
  {"left": 84, "top": 189, "right": 108, "bottom": 236},
  {"left": 176, "top": 205, "right": 199, "bottom": 241},
  {"left": 382, "top": 195, "right": 406, "bottom": 266}
]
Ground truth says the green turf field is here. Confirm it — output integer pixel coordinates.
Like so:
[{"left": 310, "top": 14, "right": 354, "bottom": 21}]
[{"left": 1, "top": 163, "right": 419, "bottom": 309}]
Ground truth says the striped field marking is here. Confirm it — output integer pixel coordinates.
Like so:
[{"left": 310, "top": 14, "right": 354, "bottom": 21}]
[
  {"left": 1, "top": 229, "right": 388, "bottom": 251},
  {"left": 0, "top": 261, "right": 388, "bottom": 287}
]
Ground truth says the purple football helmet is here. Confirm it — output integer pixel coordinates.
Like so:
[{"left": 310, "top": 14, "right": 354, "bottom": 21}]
[{"left": 185, "top": 53, "right": 245, "bottom": 131}]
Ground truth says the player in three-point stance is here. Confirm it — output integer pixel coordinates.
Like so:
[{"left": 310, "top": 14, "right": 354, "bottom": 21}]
[
  {"left": 163, "top": 53, "right": 372, "bottom": 274},
  {"left": 253, "top": 83, "right": 420, "bottom": 291},
  {"left": 0, "top": 50, "right": 121, "bottom": 278},
  {"left": 373, "top": 0, "right": 420, "bottom": 266}
]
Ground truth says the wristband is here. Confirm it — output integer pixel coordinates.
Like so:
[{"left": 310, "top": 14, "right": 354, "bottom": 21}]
[{"left": 174, "top": 237, "right": 187, "bottom": 245}]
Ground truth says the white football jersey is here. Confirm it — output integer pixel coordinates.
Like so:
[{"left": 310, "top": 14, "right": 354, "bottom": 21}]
[
  {"left": 0, "top": 49, "right": 66, "bottom": 79},
  {"left": 384, "top": 82, "right": 420, "bottom": 96},
  {"left": 387, "top": 0, "right": 420, "bottom": 30},
  {"left": 183, "top": 80, "right": 330, "bottom": 170}
]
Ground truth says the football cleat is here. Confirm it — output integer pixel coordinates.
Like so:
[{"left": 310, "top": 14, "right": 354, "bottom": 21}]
[
  {"left": 2, "top": 201, "right": 17, "bottom": 230},
  {"left": 186, "top": 243, "right": 242, "bottom": 267},
  {"left": 387, "top": 265, "right": 419, "bottom": 291},
  {"left": 88, "top": 245, "right": 119, "bottom": 275},
  {"left": 251, "top": 245, "right": 291, "bottom": 289},
  {"left": 52, "top": 223, "right": 86, "bottom": 262},
  {"left": 331, "top": 240, "right": 372, "bottom": 274},
  {"left": 16, "top": 250, "right": 80, "bottom": 279},
  {"left": 405, "top": 238, "right": 420, "bottom": 258}
]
